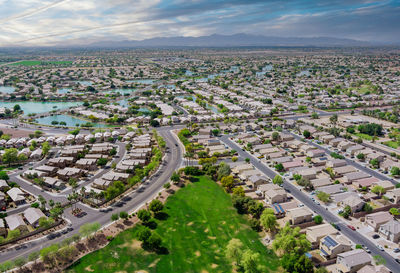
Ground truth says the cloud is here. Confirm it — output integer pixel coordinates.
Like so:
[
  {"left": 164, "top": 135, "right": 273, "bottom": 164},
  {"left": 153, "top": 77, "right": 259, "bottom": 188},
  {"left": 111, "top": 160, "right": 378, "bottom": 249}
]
[{"left": 0, "top": 0, "right": 398, "bottom": 46}]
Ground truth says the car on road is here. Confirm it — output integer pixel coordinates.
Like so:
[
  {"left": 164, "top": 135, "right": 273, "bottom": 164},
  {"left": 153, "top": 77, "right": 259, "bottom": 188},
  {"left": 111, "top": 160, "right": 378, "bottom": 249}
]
[
  {"left": 372, "top": 234, "right": 380, "bottom": 239},
  {"left": 364, "top": 247, "right": 371, "bottom": 253},
  {"left": 67, "top": 227, "right": 74, "bottom": 232},
  {"left": 347, "top": 225, "right": 356, "bottom": 231},
  {"left": 175, "top": 143, "right": 178, "bottom": 147},
  {"left": 395, "top": 258, "right": 400, "bottom": 264},
  {"left": 393, "top": 248, "right": 400, "bottom": 253},
  {"left": 377, "top": 245, "right": 385, "bottom": 251}
]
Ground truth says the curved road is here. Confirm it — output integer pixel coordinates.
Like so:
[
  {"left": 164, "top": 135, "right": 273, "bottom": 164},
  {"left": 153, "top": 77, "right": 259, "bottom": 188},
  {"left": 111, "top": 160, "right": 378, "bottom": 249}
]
[{"left": 0, "top": 129, "right": 182, "bottom": 263}]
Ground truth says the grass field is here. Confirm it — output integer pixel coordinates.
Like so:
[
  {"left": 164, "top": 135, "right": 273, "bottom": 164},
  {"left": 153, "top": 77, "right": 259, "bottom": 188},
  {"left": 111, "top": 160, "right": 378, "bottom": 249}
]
[
  {"left": 383, "top": 140, "right": 399, "bottom": 149},
  {"left": 67, "top": 176, "right": 280, "bottom": 273},
  {"left": 9, "top": 60, "right": 72, "bottom": 66},
  {"left": 354, "top": 133, "right": 374, "bottom": 141}
]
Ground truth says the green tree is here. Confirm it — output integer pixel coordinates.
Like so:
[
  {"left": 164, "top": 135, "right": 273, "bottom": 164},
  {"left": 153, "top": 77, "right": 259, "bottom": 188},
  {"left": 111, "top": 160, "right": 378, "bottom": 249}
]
[
  {"left": 0, "top": 171, "right": 9, "bottom": 181},
  {"left": 217, "top": 162, "right": 231, "bottom": 180},
  {"left": 371, "top": 185, "right": 385, "bottom": 196},
  {"left": 137, "top": 209, "right": 151, "bottom": 223},
  {"left": 225, "top": 238, "right": 244, "bottom": 266},
  {"left": 241, "top": 249, "right": 261, "bottom": 273},
  {"left": 170, "top": 172, "right": 180, "bottom": 183},
  {"left": 232, "top": 186, "right": 245, "bottom": 197},
  {"left": 111, "top": 213, "right": 119, "bottom": 221},
  {"left": 146, "top": 232, "right": 162, "bottom": 250},
  {"left": 2, "top": 148, "right": 18, "bottom": 166},
  {"left": 221, "top": 175, "right": 234, "bottom": 190},
  {"left": 391, "top": 166, "right": 400, "bottom": 176},
  {"left": 272, "top": 132, "right": 279, "bottom": 141},
  {"left": 303, "top": 130, "right": 311, "bottom": 138},
  {"left": 119, "top": 211, "right": 129, "bottom": 219},
  {"left": 316, "top": 191, "right": 331, "bottom": 203},
  {"left": 275, "top": 163, "right": 284, "bottom": 172},
  {"left": 42, "top": 141, "right": 51, "bottom": 156},
  {"left": 272, "top": 223, "right": 311, "bottom": 256},
  {"left": 272, "top": 175, "right": 283, "bottom": 185},
  {"left": 311, "top": 112, "right": 319, "bottom": 119},
  {"left": 149, "top": 199, "right": 164, "bottom": 215},
  {"left": 260, "top": 208, "right": 278, "bottom": 233},
  {"left": 137, "top": 226, "right": 151, "bottom": 242},
  {"left": 389, "top": 207, "right": 399, "bottom": 216},
  {"left": 314, "top": 215, "right": 323, "bottom": 224}
]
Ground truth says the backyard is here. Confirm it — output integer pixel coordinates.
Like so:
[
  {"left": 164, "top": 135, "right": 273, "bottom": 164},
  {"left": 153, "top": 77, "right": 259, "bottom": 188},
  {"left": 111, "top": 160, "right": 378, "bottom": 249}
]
[{"left": 67, "top": 176, "right": 280, "bottom": 273}]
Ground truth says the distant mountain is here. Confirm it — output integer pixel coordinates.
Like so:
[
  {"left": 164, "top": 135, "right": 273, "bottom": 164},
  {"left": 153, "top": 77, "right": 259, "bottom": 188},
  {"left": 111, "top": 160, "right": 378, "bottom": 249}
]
[{"left": 86, "top": 33, "right": 371, "bottom": 48}]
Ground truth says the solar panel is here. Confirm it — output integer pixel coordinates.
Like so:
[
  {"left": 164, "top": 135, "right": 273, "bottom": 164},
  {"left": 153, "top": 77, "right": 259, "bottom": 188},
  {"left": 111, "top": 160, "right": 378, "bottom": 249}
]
[
  {"left": 324, "top": 236, "right": 337, "bottom": 248},
  {"left": 278, "top": 204, "right": 284, "bottom": 213}
]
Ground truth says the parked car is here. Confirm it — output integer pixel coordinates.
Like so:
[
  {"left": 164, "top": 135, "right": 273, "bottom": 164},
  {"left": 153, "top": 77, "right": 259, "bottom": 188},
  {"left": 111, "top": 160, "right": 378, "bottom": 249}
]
[
  {"left": 347, "top": 225, "right": 356, "bottom": 231},
  {"left": 395, "top": 258, "right": 400, "bottom": 264},
  {"left": 393, "top": 248, "right": 400, "bottom": 253},
  {"left": 364, "top": 247, "right": 371, "bottom": 253},
  {"left": 372, "top": 234, "right": 380, "bottom": 239},
  {"left": 377, "top": 245, "right": 384, "bottom": 251}
]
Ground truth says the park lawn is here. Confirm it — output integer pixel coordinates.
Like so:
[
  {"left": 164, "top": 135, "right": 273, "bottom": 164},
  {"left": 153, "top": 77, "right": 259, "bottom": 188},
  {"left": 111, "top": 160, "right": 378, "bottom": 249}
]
[
  {"left": 67, "top": 176, "right": 280, "bottom": 273},
  {"left": 354, "top": 133, "right": 374, "bottom": 141},
  {"left": 383, "top": 141, "right": 399, "bottom": 149},
  {"left": 9, "top": 60, "right": 72, "bottom": 66}
]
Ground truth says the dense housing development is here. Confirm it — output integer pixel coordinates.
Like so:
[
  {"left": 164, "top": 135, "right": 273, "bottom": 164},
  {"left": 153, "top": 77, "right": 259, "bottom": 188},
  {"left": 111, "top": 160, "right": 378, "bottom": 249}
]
[{"left": 0, "top": 46, "right": 399, "bottom": 273}]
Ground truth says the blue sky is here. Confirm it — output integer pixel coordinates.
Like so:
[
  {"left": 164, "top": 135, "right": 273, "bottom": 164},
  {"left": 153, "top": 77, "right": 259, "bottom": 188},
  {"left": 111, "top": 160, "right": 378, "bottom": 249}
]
[{"left": 0, "top": 0, "right": 398, "bottom": 46}]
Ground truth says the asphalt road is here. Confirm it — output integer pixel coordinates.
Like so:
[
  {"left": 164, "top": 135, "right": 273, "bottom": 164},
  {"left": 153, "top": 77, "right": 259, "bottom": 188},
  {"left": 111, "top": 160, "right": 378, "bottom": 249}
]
[
  {"left": 219, "top": 135, "right": 400, "bottom": 272},
  {"left": 0, "top": 129, "right": 182, "bottom": 263}
]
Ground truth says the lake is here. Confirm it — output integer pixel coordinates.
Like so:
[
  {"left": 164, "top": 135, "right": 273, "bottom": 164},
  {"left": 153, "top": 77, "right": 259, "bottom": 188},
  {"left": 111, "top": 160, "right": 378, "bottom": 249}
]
[
  {"left": 126, "top": 79, "right": 157, "bottom": 84},
  {"left": 0, "top": 101, "right": 81, "bottom": 115},
  {"left": 0, "top": 86, "right": 16, "bottom": 93},
  {"left": 35, "top": 114, "right": 109, "bottom": 128}
]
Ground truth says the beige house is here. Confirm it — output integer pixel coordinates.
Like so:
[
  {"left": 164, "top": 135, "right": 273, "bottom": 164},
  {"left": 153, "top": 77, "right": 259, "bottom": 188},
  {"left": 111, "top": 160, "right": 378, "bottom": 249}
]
[
  {"left": 365, "top": 211, "right": 393, "bottom": 231},
  {"left": 319, "top": 234, "right": 352, "bottom": 260},
  {"left": 286, "top": 207, "right": 313, "bottom": 225},
  {"left": 264, "top": 189, "right": 287, "bottom": 204},
  {"left": 334, "top": 249, "right": 371, "bottom": 273},
  {"left": 386, "top": 188, "right": 400, "bottom": 203},
  {"left": 306, "top": 223, "right": 338, "bottom": 245},
  {"left": 378, "top": 219, "right": 400, "bottom": 243}
]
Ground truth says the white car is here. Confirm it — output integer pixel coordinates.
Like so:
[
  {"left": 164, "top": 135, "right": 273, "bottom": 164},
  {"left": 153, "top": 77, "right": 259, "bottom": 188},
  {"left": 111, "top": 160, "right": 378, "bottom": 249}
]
[{"left": 377, "top": 245, "right": 385, "bottom": 251}]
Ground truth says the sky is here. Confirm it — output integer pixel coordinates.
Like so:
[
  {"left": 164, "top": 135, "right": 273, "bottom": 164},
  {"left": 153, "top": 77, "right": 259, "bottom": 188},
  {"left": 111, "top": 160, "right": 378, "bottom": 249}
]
[{"left": 0, "top": 0, "right": 399, "bottom": 46}]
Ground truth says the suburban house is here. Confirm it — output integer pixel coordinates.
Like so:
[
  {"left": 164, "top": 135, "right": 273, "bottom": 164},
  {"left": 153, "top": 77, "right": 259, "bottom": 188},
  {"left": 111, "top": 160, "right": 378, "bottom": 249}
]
[
  {"left": 306, "top": 223, "right": 338, "bottom": 246},
  {"left": 264, "top": 189, "right": 287, "bottom": 204},
  {"left": 378, "top": 219, "right": 400, "bottom": 243},
  {"left": 246, "top": 175, "right": 268, "bottom": 189},
  {"left": 7, "top": 187, "right": 26, "bottom": 205},
  {"left": 365, "top": 211, "right": 393, "bottom": 231},
  {"left": 286, "top": 207, "right": 313, "bottom": 225},
  {"left": 319, "top": 234, "right": 352, "bottom": 260},
  {"left": 5, "top": 214, "right": 28, "bottom": 233},
  {"left": 23, "top": 207, "right": 46, "bottom": 228},
  {"left": 386, "top": 188, "right": 400, "bottom": 203},
  {"left": 334, "top": 249, "right": 371, "bottom": 273}
]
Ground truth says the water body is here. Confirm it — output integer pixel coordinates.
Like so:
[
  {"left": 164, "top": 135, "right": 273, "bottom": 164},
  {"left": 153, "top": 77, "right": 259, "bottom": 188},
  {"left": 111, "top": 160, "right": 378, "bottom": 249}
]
[
  {"left": 118, "top": 99, "right": 131, "bottom": 107},
  {"left": 185, "top": 70, "right": 194, "bottom": 76},
  {"left": 58, "top": 88, "right": 72, "bottom": 94},
  {"left": 256, "top": 64, "right": 273, "bottom": 77},
  {"left": 104, "top": 88, "right": 137, "bottom": 95},
  {"left": 126, "top": 79, "right": 157, "bottom": 85},
  {"left": 76, "top": 81, "right": 92, "bottom": 86},
  {"left": 297, "top": 69, "right": 310, "bottom": 76},
  {"left": 0, "top": 86, "right": 15, "bottom": 93},
  {"left": 0, "top": 101, "right": 81, "bottom": 115},
  {"left": 35, "top": 114, "right": 108, "bottom": 128}
]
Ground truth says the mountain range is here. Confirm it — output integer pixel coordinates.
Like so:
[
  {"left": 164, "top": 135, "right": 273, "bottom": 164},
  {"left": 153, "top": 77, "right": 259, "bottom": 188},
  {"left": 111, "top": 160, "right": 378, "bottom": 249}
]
[{"left": 85, "top": 33, "right": 372, "bottom": 48}]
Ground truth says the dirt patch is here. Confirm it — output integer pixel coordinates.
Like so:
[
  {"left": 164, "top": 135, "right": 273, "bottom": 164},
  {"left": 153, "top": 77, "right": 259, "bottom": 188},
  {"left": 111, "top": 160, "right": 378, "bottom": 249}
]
[
  {"left": 221, "top": 221, "right": 226, "bottom": 225},
  {"left": 195, "top": 250, "right": 201, "bottom": 257},
  {"left": 149, "top": 258, "right": 160, "bottom": 268},
  {"left": 134, "top": 271, "right": 148, "bottom": 273},
  {"left": 85, "top": 265, "right": 94, "bottom": 272},
  {"left": 201, "top": 270, "right": 208, "bottom": 273},
  {"left": 187, "top": 221, "right": 194, "bottom": 226},
  {"left": 211, "top": 264, "right": 218, "bottom": 269},
  {"left": 204, "top": 228, "right": 209, "bottom": 233},
  {"left": 208, "top": 236, "right": 216, "bottom": 240}
]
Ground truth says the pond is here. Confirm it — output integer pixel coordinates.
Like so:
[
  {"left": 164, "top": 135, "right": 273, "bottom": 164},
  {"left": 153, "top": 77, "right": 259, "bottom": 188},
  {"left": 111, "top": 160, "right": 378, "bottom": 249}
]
[
  {"left": 0, "top": 86, "right": 15, "bottom": 93},
  {"left": 58, "top": 88, "right": 72, "bottom": 94},
  {"left": 126, "top": 79, "right": 157, "bottom": 85},
  {"left": 0, "top": 101, "right": 81, "bottom": 115},
  {"left": 35, "top": 114, "right": 109, "bottom": 128},
  {"left": 297, "top": 69, "right": 310, "bottom": 76},
  {"left": 104, "top": 88, "right": 137, "bottom": 95}
]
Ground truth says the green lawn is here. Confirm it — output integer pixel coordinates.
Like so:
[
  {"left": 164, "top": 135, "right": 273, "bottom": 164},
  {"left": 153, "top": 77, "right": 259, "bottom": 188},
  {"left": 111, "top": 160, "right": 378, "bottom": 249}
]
[
  {"left": 354, "top": 133, "right": 374, "bottom": 141},
  {"left": 9, "top": 60, "right": 72, "bottom": 66},
  {"left": 67, "top": 176, "right": 279, "bottom": 273},
  {"left": 383, "top": 140, "right": 399, "bottom": 149}
]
